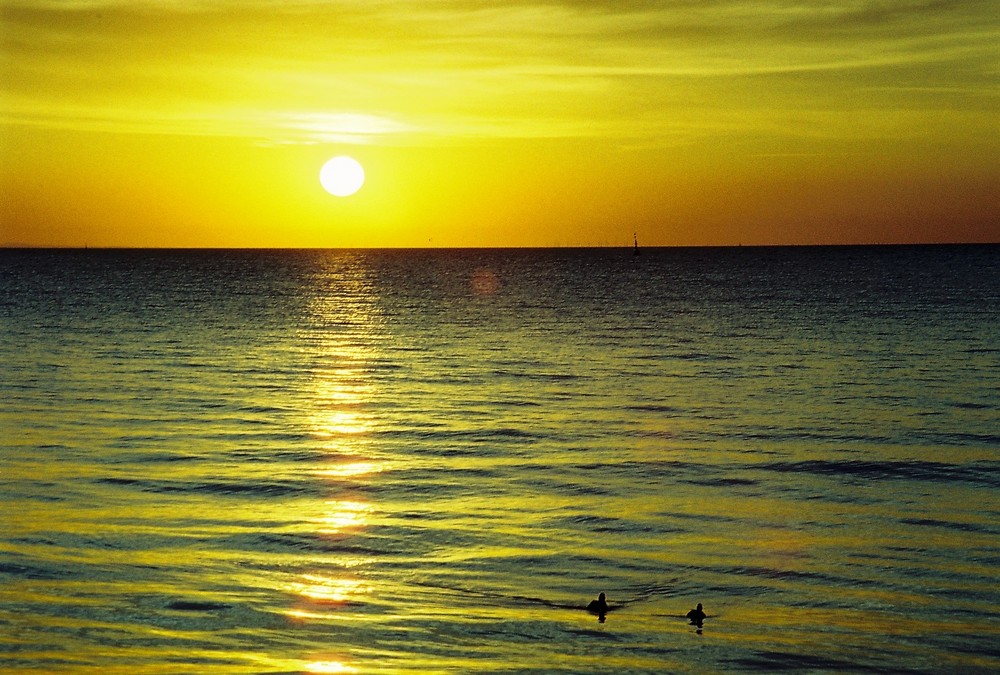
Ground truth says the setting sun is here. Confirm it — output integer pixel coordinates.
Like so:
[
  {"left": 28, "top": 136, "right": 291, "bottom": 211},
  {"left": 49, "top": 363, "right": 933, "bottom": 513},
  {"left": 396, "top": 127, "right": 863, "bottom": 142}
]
[{"left": 319, "top": 156, "right": 365, "bottom": 197}]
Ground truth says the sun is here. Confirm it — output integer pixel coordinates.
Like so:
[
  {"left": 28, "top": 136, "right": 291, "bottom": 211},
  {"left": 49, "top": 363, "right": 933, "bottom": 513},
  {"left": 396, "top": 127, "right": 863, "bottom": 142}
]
[{"left": 319, "top": 156, "right": 365, "bottom": 197}]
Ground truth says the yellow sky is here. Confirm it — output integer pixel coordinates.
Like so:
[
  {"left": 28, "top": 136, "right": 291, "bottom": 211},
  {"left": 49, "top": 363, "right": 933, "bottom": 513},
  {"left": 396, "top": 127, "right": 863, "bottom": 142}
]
[{"left": 2, "top": 1, "right": 998, "bottom": 247}]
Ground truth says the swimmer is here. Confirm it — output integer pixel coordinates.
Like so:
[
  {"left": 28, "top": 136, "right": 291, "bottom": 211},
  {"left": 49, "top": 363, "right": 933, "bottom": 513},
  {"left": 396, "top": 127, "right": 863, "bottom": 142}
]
[
  {"left": 686, "top": 602, "right": 706, "bottom": 626},
  {"left": 587, "top": 592, "right": 609, "bottom": 617}
]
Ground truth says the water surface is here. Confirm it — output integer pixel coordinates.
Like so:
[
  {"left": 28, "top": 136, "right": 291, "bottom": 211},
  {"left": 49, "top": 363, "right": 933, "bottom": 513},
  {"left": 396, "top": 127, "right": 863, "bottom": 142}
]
[{"left": 2, "top": 246, "right": 999, "bottom": 672}]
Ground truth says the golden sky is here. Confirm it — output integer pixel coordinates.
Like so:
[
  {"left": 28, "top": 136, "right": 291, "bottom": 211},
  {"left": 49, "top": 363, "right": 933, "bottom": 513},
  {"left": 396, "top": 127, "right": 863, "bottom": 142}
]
[{"left": 2, "top": 1, "right": 998, "bottom": 247}]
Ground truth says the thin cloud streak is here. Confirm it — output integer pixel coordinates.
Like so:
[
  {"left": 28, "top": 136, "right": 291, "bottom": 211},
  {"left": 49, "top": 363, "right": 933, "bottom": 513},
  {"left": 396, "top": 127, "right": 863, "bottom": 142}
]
[{"left": 2, "top": 0, "right": 997, "bottom": 145}]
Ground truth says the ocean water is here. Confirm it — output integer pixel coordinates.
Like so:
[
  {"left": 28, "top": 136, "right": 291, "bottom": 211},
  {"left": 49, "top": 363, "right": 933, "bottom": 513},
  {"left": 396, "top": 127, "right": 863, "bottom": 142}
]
[{"left": 1, "top": 245, "right": 998, "bottom": 673}]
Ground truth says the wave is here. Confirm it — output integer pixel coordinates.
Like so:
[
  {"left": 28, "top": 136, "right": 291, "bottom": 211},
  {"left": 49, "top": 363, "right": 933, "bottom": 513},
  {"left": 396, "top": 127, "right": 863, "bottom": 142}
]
[
  {"left": 758, "top": 460, "right": 1000, "bottom": 487},
  {"left": 377, "top": 426, "right": 541, "bottom": 444},
  {"left": 96, "top": 476, "right": 322, "bottom": 498},
  {"left": 166, "top": 600, "right": 232, "bottom": 611},
  {"left": 681, "top": 476, "right": 759, "bottom": 487},
  {"left": 718, "top": 565, "right": 864, "bottom": 587},
  {"left": 0, "top": 559, "right": 76, "bottom": 581},
  {"left": 550, "top": 514, "right": 677, "bottom": 535},
  {"left": 490, "top": 369, "right": 587, "bottom": 381},
  {"left": 237, "top": 531, "right": 426, "bottom": 558},
  {"left": 727, "top": 651, "right": 878, "bottom": 672},
  {"left": 899, "top": 518, "right": 1000, "bottom": 535}
]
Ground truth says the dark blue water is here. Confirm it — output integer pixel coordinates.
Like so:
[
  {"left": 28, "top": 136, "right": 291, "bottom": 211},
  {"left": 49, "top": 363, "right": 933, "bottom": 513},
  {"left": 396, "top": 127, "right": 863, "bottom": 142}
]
[{"left": 2, "top": 246, "right": 999, "bottom": 673}]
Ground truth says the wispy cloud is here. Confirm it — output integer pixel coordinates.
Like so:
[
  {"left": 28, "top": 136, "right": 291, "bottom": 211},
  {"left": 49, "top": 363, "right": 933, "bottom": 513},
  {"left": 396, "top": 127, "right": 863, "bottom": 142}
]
[{"left": 2, "top": 1, "right": 997, "bottom": 145}]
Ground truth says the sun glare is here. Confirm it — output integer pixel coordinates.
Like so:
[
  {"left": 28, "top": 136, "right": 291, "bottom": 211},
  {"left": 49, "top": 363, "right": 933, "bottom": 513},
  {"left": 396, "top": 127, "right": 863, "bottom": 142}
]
[{"left": 320, "top": 156, "right": 365, "bottom": 197}]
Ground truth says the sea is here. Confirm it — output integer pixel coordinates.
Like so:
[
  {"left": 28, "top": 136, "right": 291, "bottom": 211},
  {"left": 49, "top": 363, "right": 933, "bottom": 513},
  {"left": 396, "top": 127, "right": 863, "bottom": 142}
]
[{"left": 1, "top": 245, "right": 998, "bottom": 674}]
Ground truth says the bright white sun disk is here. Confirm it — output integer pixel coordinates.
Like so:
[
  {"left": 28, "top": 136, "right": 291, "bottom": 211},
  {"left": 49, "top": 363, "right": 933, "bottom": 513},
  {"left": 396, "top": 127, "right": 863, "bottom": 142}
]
[{"left": 320, "top": 156, "right": 365, "bottom": 197}]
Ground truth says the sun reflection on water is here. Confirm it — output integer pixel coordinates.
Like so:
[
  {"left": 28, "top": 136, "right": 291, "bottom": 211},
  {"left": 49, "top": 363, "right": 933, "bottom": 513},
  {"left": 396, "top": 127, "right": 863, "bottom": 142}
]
[
  {"left": 312, "top": 499, "right": 371, "bottom": 535},
  {"left": 310, "top": 373, "right": 376, "bottom": 437},
  {"left": 314, "top": 461, "right": 385, "bottom": 479},
  {"left": 291, "top": 574, "right": 368, "bottom": 604},
  {"left": 283, "top": 262, "right": 385, "bottom": 659},
  {"left": 303, "top": 660, "right": 358, "bottom": 674}
]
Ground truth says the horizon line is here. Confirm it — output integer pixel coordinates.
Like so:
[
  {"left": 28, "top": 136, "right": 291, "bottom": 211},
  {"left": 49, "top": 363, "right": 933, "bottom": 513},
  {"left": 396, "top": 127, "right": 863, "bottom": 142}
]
[{"left": 3, "top": 242, "right": 998, "bottom": 252}]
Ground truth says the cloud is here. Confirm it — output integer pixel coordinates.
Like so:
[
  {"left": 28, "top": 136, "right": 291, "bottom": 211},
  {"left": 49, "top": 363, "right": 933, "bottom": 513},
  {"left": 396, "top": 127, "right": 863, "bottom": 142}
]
[{"left": 2, "top": 0, "right": 997, "bottom": 147}]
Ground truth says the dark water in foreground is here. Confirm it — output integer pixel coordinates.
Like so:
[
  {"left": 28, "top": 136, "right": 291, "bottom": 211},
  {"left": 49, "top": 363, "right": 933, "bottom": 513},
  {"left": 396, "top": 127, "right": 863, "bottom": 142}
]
[{"left": 2, "top": 246, "right": 999, "bottom": 673}]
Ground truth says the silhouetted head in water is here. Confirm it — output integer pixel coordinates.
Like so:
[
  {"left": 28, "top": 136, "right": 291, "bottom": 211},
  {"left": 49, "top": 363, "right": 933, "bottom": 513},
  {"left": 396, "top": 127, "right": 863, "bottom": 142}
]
[
  {"left": 686, "top": 602, "right": 706, "bottom": 627},
  {"left": 587, "top": 592, "right": 609, "bottom": 620}
]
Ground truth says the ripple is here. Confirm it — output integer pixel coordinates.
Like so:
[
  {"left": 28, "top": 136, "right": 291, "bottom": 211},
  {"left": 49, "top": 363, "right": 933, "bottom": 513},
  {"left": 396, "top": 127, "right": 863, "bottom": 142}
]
[
  {"left": 900, "top": 518, "right": 1000, "bottom": 535},
  {"left": 96, "top": 476, "right": 322, "bottom": 497},
  {"left": 758, "top": 460, "right": 1000, "bottom": 487},
  {"left": 166, "top": 601, "right": 232, "bottom": 612}
]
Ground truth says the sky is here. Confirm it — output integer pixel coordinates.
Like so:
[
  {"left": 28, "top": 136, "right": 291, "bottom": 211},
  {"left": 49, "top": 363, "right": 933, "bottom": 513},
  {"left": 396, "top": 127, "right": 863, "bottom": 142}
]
[{"left": 1, "top": 0, "right": 998, "bottom": 248}]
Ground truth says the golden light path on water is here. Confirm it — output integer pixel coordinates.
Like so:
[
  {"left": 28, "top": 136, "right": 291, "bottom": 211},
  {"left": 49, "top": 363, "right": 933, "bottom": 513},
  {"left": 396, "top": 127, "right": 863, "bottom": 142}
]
[{"left": 286, "top": 266, "right": 384, "bottom": 673}]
